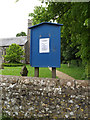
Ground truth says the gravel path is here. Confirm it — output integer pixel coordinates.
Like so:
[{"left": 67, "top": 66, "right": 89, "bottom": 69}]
[{"left": 49, "top": 68, "right": 75, "bottom": 80}]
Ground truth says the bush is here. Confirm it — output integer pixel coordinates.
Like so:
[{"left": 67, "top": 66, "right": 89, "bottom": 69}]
[
  {"left": 71, "top": 59, "right": 82, "bottom": 67},
  {"left": 2, "top": 63, "right": 25, "bottom": 67},
  {"left": 3, "top": 44, "right": 24, "bottom": 63},
  {"left": 71, "top": 60, "right": 77, "bottom": 65},
  {"left": 62, "top": 60, "right": 67, "bottom": 64}
]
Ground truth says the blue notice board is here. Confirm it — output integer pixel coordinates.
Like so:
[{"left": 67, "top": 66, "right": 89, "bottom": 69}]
[{"left": 29, "top": 22, "right": 63, "bottom": 68}]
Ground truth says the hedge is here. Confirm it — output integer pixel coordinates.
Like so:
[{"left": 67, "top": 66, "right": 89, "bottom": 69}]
[{"left": 2, "top": 63, "right": 25, "bottom": 67}]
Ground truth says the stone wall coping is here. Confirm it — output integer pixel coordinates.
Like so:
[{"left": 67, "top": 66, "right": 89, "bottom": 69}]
[{"left": 0, "top": 75, "right": 89, "bottom": 87}]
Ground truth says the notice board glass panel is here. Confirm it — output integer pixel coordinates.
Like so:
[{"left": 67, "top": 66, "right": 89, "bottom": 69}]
[{"left": 39, "top": 38, "right": 50, "bottom": 53}]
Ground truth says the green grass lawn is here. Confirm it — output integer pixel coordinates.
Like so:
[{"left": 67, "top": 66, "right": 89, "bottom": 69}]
[
  {"left": 0, "top": 65, "right": 52, "bottom": 78},
  {"left": 57, "top": 64, "right": 85, "bottom": 80},
  {"left": 0, "top": 64, "right": 85, "bottom": 79}
]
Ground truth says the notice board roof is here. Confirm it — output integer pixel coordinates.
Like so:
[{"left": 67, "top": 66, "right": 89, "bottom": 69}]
[{"left": 28, "top": 22, "right": 63, "bottom": 29}]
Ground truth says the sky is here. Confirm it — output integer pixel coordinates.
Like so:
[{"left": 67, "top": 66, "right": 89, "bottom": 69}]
[{"left": 0, "top": 0, "right": 43, "bottom": 38}]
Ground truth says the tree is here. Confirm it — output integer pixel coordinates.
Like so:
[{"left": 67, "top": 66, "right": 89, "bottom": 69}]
[
  {"left": 4, "top": 44, "right": 24, "bottom": 63},
  {"left": 70, "top": 3, "right": 90, "bottom": 79},
  {"left": 16, "top": 32, "right": 27, "bottom": 37},
  {"left": 29, "top": 6, "right": 51, "bottom": 25}
]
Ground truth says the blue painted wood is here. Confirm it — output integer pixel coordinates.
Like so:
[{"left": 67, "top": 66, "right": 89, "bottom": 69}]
[
  {"left": 29, "top": 22, "right": 63, "bottom": 68},
  {"left": 28, "top": 22, "right": 63, "bottom": 29}
]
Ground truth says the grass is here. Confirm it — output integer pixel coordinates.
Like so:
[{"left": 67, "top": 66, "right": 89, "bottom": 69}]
[
  {"left": 0, "top": 64, "right": 85, "bottom": 80},
  {"left": 39, "top": 67, "right": 52, "bottom": 78},
  {"left": 0, "top": 65, "right": 52, "bottom": 78},
  {"left": 57, "top": 64, "right": 85, "bottom": 80}
]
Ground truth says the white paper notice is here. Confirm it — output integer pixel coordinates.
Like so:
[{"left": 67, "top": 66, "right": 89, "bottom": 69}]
[{"left": 39, "top": 38, "right": 50, "bottom": 53}]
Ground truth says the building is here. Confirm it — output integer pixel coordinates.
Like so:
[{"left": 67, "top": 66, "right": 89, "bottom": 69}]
[
  {"left": 0, "top": 19, "right": 32, "bottom": 64},
  {"left": 25, "top": 19, "right": 32, "bottom": 64},
  {"left": 0, "top": 36, "right": 27, "bottom": 63}
]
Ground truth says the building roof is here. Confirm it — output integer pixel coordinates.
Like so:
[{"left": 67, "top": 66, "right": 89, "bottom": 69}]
[
  {"left": 0, "top": 36, "right": 27, "bottom": 47},
  {"left": 28, "top": 22, "right": 63, "bottom": 29}
]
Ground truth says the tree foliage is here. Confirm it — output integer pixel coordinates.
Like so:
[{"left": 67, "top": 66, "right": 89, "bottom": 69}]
[
  {"left": 16, "top": 32, "right": 27, "bottom": 37},
  {"left": 29, "top": 6, "right": 51, "bottom": 25},
  {"left": 29, "top": 2, "right": 89, "bottom": 61},
  {"left": 4, "top": 44, "right": 24, "bottom": 63}
]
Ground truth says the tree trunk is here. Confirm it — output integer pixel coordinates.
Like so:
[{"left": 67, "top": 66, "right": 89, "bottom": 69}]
[{"left": 68, "top": 62, "right": 70, "bottom": 67}]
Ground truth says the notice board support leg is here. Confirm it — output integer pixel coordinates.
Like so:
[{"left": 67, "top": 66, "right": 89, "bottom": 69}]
[
  {"left": 34, "top": 67, "right": 39, "bottom": 77},
  {"left": 52, "top": 67, "right": 56, "bottom": 78}
]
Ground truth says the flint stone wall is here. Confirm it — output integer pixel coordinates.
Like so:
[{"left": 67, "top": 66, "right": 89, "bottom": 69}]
[{"left": 0, "top": 75, "right": 89, "bottom": 119}]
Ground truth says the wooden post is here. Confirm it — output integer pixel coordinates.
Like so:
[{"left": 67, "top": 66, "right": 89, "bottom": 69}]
[
  {"left": 52, "top": 67, "right": 56, "bottom": 78},
  {"left": 34, "top": 67, "right": 39, "bottom": 77}
]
